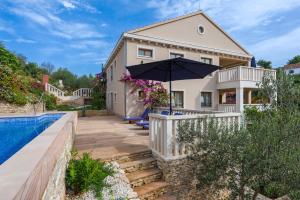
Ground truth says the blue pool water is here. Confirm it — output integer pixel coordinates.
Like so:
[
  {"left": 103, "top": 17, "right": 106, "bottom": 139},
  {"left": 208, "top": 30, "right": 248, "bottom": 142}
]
[{"left": 0, "top": 113, "right": 64, "bottom": 164}]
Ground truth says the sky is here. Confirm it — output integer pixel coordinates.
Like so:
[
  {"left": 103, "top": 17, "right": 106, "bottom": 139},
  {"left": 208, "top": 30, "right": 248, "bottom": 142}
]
[{"left": 0, "top": 0, "right": 300, "bottom": 75}]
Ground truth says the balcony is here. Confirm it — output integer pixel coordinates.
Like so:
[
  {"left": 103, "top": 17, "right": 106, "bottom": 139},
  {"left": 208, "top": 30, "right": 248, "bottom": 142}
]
[{"left": 217, "top": 66, "right": 276, "bottom": 89}]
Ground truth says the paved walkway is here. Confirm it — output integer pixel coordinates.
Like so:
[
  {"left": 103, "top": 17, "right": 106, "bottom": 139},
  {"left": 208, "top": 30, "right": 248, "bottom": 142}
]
[{"left": 74, "top": 115, "right": 149, "bottom": 160}]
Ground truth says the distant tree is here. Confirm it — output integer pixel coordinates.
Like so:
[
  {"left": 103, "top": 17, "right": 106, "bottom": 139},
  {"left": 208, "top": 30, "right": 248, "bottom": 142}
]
[
  {"left": 41, "top": 62, "right": 55, "bottom": 74},
  {"left": 51, "top": 67, "right": 77, "bottom": 91},
  {"left": 16, "top": 54, "right": 27, "bottom": 68},
  {"left": 24, "top": 62, "right": 40, "bottom": 78},
  {"left": 288, "top": 55, "right": 300, "bottom": 64},
  {"left": 76, "top": 74, "right": 94, "bottom": 88},
  {"left": 257, "top": 59, "right": 272, "bottom": 69}
]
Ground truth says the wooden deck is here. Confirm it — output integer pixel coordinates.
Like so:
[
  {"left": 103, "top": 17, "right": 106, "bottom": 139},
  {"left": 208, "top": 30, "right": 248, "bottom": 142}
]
[{"left": 74, "top": 115, "right": 149, "bottom": 160}]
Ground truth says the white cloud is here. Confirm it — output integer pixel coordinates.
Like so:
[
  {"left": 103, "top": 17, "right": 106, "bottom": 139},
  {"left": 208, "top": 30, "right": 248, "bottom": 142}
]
[
  {"left": 10, "top": 7, "right": 49, "bottom": 26},
  {"left": 58, "top": 0, "right": 100, "bottom": 13},
  {"left": 70, "top": 40, "right": 108, "bottom": 49},
  {"left": 250, "top": 27, "right": 300, "bottom": 66},
  {"left": 60, "top": 0, "right": 76, "bottom": 9},
  {"left": 5, "top": 0, "right": 104, "bottom": 40},
  {"left": 0, "top": 20, "right": 15, "bottom": 34},
  {"left": 16, "top": 38, "right": 36, "bottom": 43},
  {"left": 147, "top": 0, "right": 300, "bottom": 31}
]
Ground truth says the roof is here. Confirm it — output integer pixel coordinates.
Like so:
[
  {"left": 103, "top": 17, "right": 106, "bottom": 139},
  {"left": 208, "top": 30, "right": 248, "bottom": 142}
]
[
  {"left": 104, "top": 10, "right": 251, "bottom": 70},
  {"left": 284, "top": 63, "right": 300, "bottom": 69},
  {"left": 127, "top": 11, "right": 250, "bottom": 55}
]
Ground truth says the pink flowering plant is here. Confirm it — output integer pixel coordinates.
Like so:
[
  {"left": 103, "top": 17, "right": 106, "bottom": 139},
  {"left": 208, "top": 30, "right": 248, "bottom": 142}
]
[{"left": 120, "top": 73, "right": 168, "bottom": 108}]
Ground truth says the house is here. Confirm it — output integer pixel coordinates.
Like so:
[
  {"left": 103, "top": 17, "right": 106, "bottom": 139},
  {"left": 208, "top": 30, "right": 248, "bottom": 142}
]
[
  {"left": 284, "top": 63, "right": 300, "bottom": 75},
  {"left": 104, "top": 11, "right": 276, "bottom": 116}
]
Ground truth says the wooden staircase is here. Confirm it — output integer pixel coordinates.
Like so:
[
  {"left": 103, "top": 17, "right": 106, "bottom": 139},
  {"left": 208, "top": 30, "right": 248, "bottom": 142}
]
[{"left": 118, "top": 150, "right": 176, "bottom": 200}]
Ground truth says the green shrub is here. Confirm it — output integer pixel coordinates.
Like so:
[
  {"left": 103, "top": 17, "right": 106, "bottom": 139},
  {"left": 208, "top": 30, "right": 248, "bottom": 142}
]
[
  {"left": 55, "top": 104, "right": 75, "bottom": 111},
  {"left": 43, "top": 93, "right": 57, "bottom": 110},
  {"left": 66, "top": 150, "right": 114, "bottom": 199}
]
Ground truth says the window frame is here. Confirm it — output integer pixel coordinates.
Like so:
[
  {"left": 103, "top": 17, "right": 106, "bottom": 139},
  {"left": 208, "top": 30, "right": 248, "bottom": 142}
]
[
  {"left": 137, "top": 45, "right": 155, "bottom": 60},
  {"left": 171, "top": 90, "right": 184, "bottom": 108},
  {"left": 169, "top": 51, "right": 185, "bottom": 59},
  {"left": 200, "top": 91, "right": 213, "bottom": 108},
  {"left": 137, "top": 90, "right": 145, "bottom": 101},
  {"left": 110, "top": 64, "right": 113, "bottom": 81},
  {"left": 197, "top": 24, "right": 205, "bottom": 35},
  {"left": 200, "top": 57, "right": 214, "bottom": 77}
]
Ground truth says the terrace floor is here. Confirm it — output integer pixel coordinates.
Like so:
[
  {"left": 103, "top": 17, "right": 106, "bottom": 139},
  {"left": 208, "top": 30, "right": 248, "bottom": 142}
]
[{"left": 74, "top": 115, "right": 149, "bottom": 160}]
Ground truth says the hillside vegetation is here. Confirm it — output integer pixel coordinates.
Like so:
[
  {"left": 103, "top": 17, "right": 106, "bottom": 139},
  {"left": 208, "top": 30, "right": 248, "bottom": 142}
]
[{"left": 0, "top": 44, "right": 105, "bottom": 110}]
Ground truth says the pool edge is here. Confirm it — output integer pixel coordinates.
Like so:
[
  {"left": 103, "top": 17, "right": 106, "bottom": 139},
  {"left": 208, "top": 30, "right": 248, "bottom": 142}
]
[{"left": 0, "top": 111, "right": 77, "bottom": 200}]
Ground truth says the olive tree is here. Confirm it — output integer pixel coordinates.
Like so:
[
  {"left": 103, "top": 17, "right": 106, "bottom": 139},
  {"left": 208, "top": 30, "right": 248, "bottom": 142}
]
[{"left": 177, "top": 69, "right": 300, "bottom": 199}]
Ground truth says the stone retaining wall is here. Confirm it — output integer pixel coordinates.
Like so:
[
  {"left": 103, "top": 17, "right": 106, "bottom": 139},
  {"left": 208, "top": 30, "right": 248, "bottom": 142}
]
[
  {"left": 0, "top": 102, "right": 44, "bottom": 114},
  {"left": 78, "top": 109, "right": 108, "bottom": 117},
  {"left": 154, "top": 154, "right": 290, "bottom": 200},
  {"left": 42, "top": 116, "right": 76, "bottom": 200}
]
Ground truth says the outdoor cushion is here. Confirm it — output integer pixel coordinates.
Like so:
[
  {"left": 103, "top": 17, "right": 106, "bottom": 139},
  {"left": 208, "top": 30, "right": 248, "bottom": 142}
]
[
  {"left": 136, "top": 120, "right": 149, "bottom": 126},
  {"left": 161, "top": 110, "right": 169, "bottom": 115},
  {"left": 174, "top": 112, "right": 183, "bottom": 115},
  {"left": 123, "top": 108, "right": 150, "bottom": 121}
]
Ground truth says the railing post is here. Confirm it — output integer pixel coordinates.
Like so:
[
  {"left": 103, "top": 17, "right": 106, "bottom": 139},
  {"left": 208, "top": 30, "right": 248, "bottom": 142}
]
[{"left": 163, "top": 118, "right": 173, "bottom": 159}]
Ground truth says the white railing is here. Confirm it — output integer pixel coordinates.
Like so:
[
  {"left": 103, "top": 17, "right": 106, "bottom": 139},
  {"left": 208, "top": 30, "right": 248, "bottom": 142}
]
[
  {"left": 153, "top": 107, "right": 223, "bottom": 115},
  {"left": 218, "top": 66, "right": 276, "bottom": 83},
  {"left": 149, "top": 112, "right": 242, "bottom": 160},
  {"left": 217, "top": 104, "right": 236, "bottom": 112},
  {"left": 73, "top": 88, "right": 92, "bottom": 98},
  {"left": 45, "top": 83, "right": 65, "bottom": 97}
]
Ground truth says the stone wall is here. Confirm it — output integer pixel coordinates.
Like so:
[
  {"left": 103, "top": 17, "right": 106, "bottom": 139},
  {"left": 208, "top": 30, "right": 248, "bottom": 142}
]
[
  {"left": 42, "top": 113, "right": 77, "bottom": 200},
  {"left": 77, "top": 109, "right": 108, "bottom": 117},
  {"left": 154, "top": 154, "right": 290, "bottom": 200},
  {"left": 0, "top": 102, "right": 44, "bottom": 114},
  {"left": 154, "top": 155, "right": 209, "bottom": 200}
]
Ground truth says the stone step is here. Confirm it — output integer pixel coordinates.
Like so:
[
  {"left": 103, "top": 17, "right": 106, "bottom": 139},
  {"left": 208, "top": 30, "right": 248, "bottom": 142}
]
[
  {"left": 119, "top": 157, "right": 157, "bottom": 173},
  {"left": 104, "top": 149, "right": 152, "bottom": 163},
  {"left": 135, "top": 181, "right": 169, "bottom": 200},
  {"left": 128, "top": 168, "right": 162, "bottom": 188}
]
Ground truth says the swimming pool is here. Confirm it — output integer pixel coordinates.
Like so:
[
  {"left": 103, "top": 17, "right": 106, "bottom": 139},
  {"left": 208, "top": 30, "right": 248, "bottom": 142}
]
[{"left": 0, "top": 113, "right": 64, "bottom": 164}]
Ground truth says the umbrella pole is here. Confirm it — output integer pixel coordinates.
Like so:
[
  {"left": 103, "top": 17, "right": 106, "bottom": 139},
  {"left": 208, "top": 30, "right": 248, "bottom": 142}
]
[{"left": 169, "top": 72, "right": 172, "bottom": 115}]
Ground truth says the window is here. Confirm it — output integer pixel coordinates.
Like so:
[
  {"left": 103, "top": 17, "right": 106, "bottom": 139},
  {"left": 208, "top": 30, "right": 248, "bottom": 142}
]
[
  {"left": 201, "top": 57, "right": 213, "bottom": 77},
  {"left": 289, "top": 69, "right": 294, "bottom": 74},
  {"left": 170, "top": 52, "right": 184, "bottom": 59},
  {"left": 114, "top": 60, "right": 117, "bottom": 69},
  {"left": 110, "top": 65, "right": 113, "bottom": 81},
  {"left": 171, "top": 91, "right": 184, "bottom": 108},
  {"left": 198, "top": 25, "right": 205, "bottom": 34},
  {"left": 201, "top": 92, "right": 212, "bottom": 107},
  {"left": 137, "top": 90, "right": 145, "bottom": 101},
  {"left": 114, "top": 93, "right": 117, "bottom": 101},
  {"left": 138, "top": 48, "right": 153, "bottom": 58},
  {"left": 201, "top": 57, "right": 212, "bottom": 64}
]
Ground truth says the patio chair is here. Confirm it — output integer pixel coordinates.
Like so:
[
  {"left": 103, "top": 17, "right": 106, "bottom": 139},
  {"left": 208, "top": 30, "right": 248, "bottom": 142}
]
[
  {"left": 136, "top": 120, "right": 149, "bottom": 126},
  {"left": 123, "top": 108, "right": 150, "bottom": 123}
]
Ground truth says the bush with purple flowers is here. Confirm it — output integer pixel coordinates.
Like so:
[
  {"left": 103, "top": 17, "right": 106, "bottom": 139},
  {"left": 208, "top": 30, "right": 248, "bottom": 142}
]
[{"left": 120, "top": 73, "right": 168, "bottom": 108}]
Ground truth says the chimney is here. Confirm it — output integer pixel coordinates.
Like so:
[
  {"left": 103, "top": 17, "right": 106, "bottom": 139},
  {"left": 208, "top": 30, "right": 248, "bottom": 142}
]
[{"left": 42, "top": 75, "right": 49, "bottom": 85}]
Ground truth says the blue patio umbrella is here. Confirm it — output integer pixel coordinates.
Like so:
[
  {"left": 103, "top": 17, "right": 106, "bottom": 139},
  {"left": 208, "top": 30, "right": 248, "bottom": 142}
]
[
  {"left": 126, "top": 57, "right": 219, "bottom": 114},
  {"left": 251, "top": 57, "right": 257, "bottom": 68}
]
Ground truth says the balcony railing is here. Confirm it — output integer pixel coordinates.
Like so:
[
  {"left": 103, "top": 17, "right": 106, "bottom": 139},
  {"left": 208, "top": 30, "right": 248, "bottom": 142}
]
[
  {"left": 149, "top": 112, "right": 242, "bottom": 160},
  {"left": 73, "top": 88, "right": 92, "bottom": 98},
  {"left": 45, "top": 83, "right": 65, "bottom": 97},
  {"left": 218, "top": 66, "right": 276, "bottom": 83}
]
